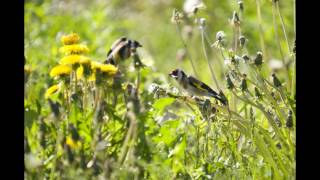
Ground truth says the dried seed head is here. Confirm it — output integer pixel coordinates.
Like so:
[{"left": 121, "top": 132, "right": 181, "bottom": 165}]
[
  {"left": 199, "top": 18, "right": 206, "bottom": 28},
  {"left": 239, "top": 35, "right": 246, "bottom": 47},
  {"left": 286, "top": 110, "right": 293, "bottom": 128},
  {"left": 240, "top": 75, "right": 247, "bottom": 91},
  {"left": 254, "top": 51, "right": 263, "bottom": 66},
  {"left": 216, "top": 31, "right": 226, "bottom": 41},
  {"left": 272, "top": 73, "right": 282, "bottom": 87}
]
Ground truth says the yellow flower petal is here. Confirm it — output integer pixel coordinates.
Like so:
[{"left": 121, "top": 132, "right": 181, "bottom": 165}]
[
  {"left": 66, "top": 136, "right": 81, "bottom": 149},
  {"left": 45, "top": 84, "right": 60, "bottom": 99},
  {"left": 61, "top": 33, "right": 80, "bottom": 45},
  {"left": 76, "top": 66, "right": 83, "bottom": 79},
  {"left": 99, "top": 64, "right": 118, "bottom": 76},
  {"left": 60, "top": 55, "right": 91, "bottom": 66},
  {"left": 59, "top": 44, "right": 89, "bottom": 55},
  {"left": 50, "top": 65, "right": 72, "bottom": 78}
]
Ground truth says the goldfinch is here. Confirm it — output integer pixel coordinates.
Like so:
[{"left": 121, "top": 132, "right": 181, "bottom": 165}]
[
  {"left": 104, "top": 36, "right": 142, "bottom": 65},
  {"left": 169, "top": 69, "right": 227, "bottom": 105}
]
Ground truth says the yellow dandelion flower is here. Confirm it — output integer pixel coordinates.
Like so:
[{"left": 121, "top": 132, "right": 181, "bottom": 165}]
[
  {"left": 60, "top": 55, "right": 91, "bottom": 66},
  {"left": 79, "top": 56, "right": 91, "bottom": 65},
  {"left": 60, "top": 55, "right": 80, "bottom": 65},
  {"left": 99, "top": 64, "right": 118, "bottom": 76},
  {"left": 45, "top": 84, "right": 60, "bottom": 99},
  {"left": 76, "top": 65, "right": 83, "bottom": 79},
  {"left": 61, "top": 33, "right": 80, "bottom": 45},
  {"left": 66, "top": 136, "right": 81, "bottom": 149},
  {"left": 88, "top": 73, "right": 96, "bottom": 82},
  {"left": 50, "top": 65, "right": 72, "bottom": 78},
  {"left": 59, "top": 44, "right": 89, "bottom": 55},
  {"left": 90, "top": 61, "right": 103, "bottom": 70}
]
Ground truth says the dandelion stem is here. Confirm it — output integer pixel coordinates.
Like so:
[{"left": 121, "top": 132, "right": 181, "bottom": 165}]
[
  {"left": 272, "top": 2, "right": 291, "bottom": 91},
  {"left": 255, "top": 0, "right": 266, "bottom": 58},
  {"left": 200, "top": 27, "right": 220, "bottom": 91},
  {"left": 275, "top": 1, "right": 291, "bottom": 54},
  {"left": 175, "top": 24, "right": 199, "bottom": 78}
]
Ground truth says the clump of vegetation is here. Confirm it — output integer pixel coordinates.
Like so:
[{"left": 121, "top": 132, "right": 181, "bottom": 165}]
[{"left": 25, "top": 0, "right": 295, "bottom": 179}]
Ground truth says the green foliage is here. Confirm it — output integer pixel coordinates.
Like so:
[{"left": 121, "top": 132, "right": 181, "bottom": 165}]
[{"left": 25, "top": 0, "right": 295, "bottom": 179}]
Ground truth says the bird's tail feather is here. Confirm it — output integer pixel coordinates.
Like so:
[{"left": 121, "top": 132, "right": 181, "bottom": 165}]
[{"left": 209, "top": 93, "right": 228, "bottom": 105}]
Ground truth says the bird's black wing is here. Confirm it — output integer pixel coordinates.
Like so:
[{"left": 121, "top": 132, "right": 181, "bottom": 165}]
[
  {"left": 188, "top": 76, "right": 218, "bottom": 96},
  {"left": 107, "top": 36, "right": 127, "bottom": 56}
]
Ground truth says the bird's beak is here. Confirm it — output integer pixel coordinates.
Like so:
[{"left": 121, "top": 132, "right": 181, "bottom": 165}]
[{"left": 168, "top": 72, "right": 176, "bottom": 78}]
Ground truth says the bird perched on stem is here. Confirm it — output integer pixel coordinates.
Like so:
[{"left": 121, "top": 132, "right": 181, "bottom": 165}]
[
  {"left": 169, "top": 69, "right": 227, "bottom": 105},
  {"left": 104, "top": 36, "right": 142, "bottom": 65}
]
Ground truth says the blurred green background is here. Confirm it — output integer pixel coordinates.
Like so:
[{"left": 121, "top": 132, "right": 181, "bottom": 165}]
[{"left": 25, "top": 0, "right": 294, "bottom": 98}]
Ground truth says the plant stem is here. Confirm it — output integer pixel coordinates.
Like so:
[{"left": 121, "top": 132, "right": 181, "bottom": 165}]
[
  {"left": 255, "top": 0, "right": 266, "bottom": 58},
  {"left": 175, "top": 23, "right": 199, "bottom": 78}
]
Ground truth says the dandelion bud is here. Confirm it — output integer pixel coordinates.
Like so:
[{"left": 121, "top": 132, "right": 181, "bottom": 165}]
[
  {"left": 226, "top": 74, "right": 234, "bottom": 89},
  {"left": 254, "top": 87, "right": 262, "bottom": 99},
  {"left": 272, "top": 73, "right": 282, "bottom": 87},
  {"left": 240, "top": 74, "right": 247, "bottom": 91},
  {"left": 239, "top": 35, "right": 246, "bottom": 47},
  {"left": 286, "top": 110, "right": 293, "bottom": 128},
  {"left": 254, "top": 51, "right": 263, "bottom": 66}
]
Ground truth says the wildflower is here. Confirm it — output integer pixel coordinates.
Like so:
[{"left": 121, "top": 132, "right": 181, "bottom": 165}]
[
  {"left": 66, "top": 136, "right": 81, "bottom": 149},
  {"left": 45, "top": 84, "right": 60, "bottom": 99},
  {"left": 50, "top": 65, "right": 71, "bottom": 78},
  {"left": 90, "top": 61, "right": 103, "bottom": 70},
  {"left": 60, "top": 55, "right": 81, "bottom": 65},
  {"left": 61, "top": 33, "right": 80, "bottom": 45},
  {"left": 99, "top": 64, "right": 118, "bottom": 76},
  {"left": 59, "top": 44, "right": 89, "bottom": 55},
  {"left": 254, "top": 51, "right": 263, "bottom": 66},
  {"left": 76, "top": 65, "right": 83, "bottom": 79},
  {"left": 272, "top": 73, "right": 282, "bottom": 87}
]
